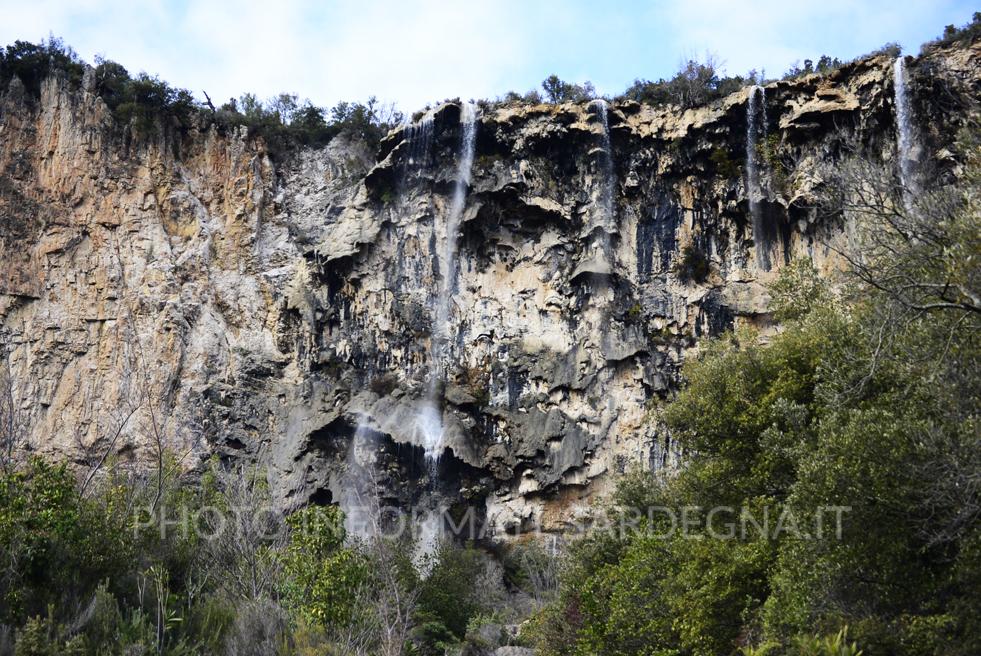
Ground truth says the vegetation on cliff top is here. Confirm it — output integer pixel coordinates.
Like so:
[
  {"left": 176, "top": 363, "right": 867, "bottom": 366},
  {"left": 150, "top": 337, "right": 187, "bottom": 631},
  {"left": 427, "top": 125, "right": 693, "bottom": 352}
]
[
  {"left": 0, "top": 36, "right": 402, "bottom": 157},
  {"left": 2, "top": 14, "right": 977, "bottom": 159}
]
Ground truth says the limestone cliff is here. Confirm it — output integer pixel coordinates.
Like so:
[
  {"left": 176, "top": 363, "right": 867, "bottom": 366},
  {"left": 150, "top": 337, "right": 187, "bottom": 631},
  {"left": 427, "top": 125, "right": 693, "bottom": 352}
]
[{"left": 1, "top": 41, "right": 978, "bottom": 538}]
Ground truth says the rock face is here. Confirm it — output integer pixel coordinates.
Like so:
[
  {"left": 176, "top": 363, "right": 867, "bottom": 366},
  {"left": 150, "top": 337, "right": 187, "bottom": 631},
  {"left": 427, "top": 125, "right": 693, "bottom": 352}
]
[{"left": 1, "top": 42, "right": 978, "bottom": 538}]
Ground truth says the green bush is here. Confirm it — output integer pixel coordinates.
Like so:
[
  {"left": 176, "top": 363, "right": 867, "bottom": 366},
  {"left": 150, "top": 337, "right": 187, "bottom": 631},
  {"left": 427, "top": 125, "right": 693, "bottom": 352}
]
[
  {"left": 3, "top": 37, "right": 402, "bottom": 156},
  {"left": 281, "top": 505, "right": 369, "bottom": 630},
  {"left": 0, "top": 458, "right": 133, "bottom": 626},
  {"left": 416, "top": 541, "right": 485, "bottom": 641},
  {"left": 783, "top": 55, "right": 844, "bottom": 79},
  {"left": 530, "top": 230, "right": 980, "bottom": 655},
  {"left": 620, "top": 56, "right": 755, "bottom": 109}
]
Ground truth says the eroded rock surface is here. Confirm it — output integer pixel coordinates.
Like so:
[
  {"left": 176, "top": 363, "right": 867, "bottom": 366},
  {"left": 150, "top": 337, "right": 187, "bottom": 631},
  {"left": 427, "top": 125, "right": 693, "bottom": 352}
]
[{"left": 1, "top": 42, "right": 978, "bottom": 537}]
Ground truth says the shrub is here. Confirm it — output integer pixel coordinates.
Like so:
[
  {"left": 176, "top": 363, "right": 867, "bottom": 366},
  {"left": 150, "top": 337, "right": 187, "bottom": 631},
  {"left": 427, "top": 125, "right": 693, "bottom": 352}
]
[
  {"left": 416, "top": 542, "right": 485, "bottom": 640},
  {"left": 710, "top": 146, "right": 740, "bottom": 178},
  {"left": 0, "top": 458, "right": 133, "bottom": 626},
  {"left": 281, "top": 505, "right": 369, "bottom": 630},
  {"left": 673, "top": 244, "right": 710, "bottom": 283},
  {"left": 112, "top": 72, "right": 197, "bottom": 135},
  {"left": 783, "top": 55, "right": 844, "bottom": 79},
  {"left": 621, "top": 55, "right": 751, "bottom": 109},
  {"left": 921, "top": 12, "right": 981, "bottom": 53},
  {"left": 3, "top": 37, "right": 403, "bottom": 156}
]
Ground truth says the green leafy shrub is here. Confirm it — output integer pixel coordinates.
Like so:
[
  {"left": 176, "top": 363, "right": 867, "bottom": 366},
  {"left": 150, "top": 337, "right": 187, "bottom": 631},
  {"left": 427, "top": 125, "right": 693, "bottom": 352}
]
[
  {"left": 531, "top": 208, "right": 981, "bottom": 655},
  {"left": 281, "top": 505, "right": 369, "bottom": 630},
  {"left": 621, "top": 55, "right": 756, "bottom": 109},
  {"left": 416, "top": 541, "right": 485, "bottom": 642},
  {"left": 783, "top": 55, "right": 844, "bottom": 79},
  {"left": 0, "top": 458, "right": 133, "bottom": 625},
  {"left": 922, "top": 12, "right": 981, "bottom": 52}
]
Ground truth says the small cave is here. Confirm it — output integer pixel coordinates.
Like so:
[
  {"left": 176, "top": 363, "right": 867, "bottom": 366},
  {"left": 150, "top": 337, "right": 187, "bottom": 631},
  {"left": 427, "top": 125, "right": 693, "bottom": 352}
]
[
  {"left": 306, "top": 416, "right": 352, "bottom": 457},
  {"left": 308, "top": 488, "right": 333, "bottom": 506},
  {"left": 223, "top": 437, "right": 247, "bottom": 451}
]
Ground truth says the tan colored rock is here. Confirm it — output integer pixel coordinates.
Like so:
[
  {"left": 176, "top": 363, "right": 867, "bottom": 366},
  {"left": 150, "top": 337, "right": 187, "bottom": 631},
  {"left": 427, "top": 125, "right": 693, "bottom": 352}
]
[{"left": 0, "top": 42, "right": 977, "bottom": 540}]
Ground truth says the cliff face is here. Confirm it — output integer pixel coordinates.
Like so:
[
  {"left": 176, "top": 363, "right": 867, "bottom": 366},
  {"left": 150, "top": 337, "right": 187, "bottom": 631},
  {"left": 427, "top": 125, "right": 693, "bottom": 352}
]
[{"left": 1, "top": 42, "right": 978, "bottom": 537}]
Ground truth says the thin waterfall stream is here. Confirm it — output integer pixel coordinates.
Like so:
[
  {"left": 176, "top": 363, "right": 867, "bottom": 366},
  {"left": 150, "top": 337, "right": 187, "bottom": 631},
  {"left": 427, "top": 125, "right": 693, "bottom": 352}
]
[
  {"left": 414, "top": 102, "right": 479, "bottom": 561},
  {"left": 416, "top": 102, "right": 478, "bottom": 465},
  {"left": 893, "top": 57, "right": 920, "bottom": 209},
  {"left": 340, "top": 418, "right": 378, "bottom": 539},
  {"left": 339, "top": 112, "right": 437, "bottom": 543},
  {"left": 746, "top": 85, "right": 770, "bottom": 270},
  {"left": 586, "top": 99, "right": 616, "bottom": 276}
]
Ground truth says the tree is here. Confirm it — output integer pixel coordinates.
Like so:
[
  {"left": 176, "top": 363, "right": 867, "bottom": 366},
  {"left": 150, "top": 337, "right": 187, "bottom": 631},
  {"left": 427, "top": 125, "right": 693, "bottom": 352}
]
[
  {"left": 281, "top": 505, "right": 369, "bottom": 631},
  {"left": 821, "top": 131, "right": 981, "bottom": 315},
  {"left": 667, "top": 56, "right": 722, "bottom": 108},
  {"left": 541, "top": 75, "right": 595, "bottom": 103},
  {"left": 268, "top": 92, "right": 299, "bottom": 124},
  {"left": 620, "top": 54, "right": 747, "bottom": 109},
  {"left": 0, "top": 37, "right": 84, "bottom": 96},
  {"left": 0, "top": 340, "right": 25, "bottom": 472}
]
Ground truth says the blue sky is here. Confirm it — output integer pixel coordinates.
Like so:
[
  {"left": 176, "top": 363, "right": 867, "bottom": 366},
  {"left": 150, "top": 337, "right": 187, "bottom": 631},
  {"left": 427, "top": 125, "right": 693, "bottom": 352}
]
[{"left": 0, "top": 0, "right": 975, "bottom": 112}]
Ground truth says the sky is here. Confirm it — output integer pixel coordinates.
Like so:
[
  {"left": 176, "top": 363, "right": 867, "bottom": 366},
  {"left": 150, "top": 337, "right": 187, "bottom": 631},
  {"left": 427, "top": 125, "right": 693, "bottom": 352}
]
[{"left": 0, "top": 0, "right": 975, "bottom": 113}]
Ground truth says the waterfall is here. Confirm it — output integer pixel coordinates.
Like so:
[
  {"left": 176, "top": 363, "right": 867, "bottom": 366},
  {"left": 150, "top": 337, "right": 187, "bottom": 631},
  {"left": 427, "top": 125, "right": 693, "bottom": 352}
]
[
  {"left": 409, "top": 102, "right": 479, "bottom": 563},
  {"left": 893, "top": 57, "right": 920, "bottom": 206},
  {"left": 339, "top": 418, "right": 379, "bottom": 540},
  {"left": 745, "top": 85, "right": 769, "bottom": 270},
  {"left": 413, "top": 101, "right": 478, "bottom": 464},
  {"left": 415, "top": 401, "right": 445, "bottom": 462},
  {"left": 395, "top": 113, "right": 435, "bottom": 229},
  {"left": 339, "top": 113, "right": 440, "bottom": 546},
  {"left": 432, "top": 101, "right": 478, "bottom": 377},
  {"left": 402, "top": 113, "right": 435, "bottom": 173},
  {"left": 591, "top": 99, "right": 615, "bottom": 231},
  {"left": 585, "top": 99, "right": 616, "bottom": 275}
]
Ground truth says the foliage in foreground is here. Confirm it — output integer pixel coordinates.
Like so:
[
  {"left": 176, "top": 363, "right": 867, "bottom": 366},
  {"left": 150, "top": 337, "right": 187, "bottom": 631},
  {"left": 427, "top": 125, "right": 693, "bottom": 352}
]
[{"left": 0, "top": 456, "right": 521, "bottom": 655}]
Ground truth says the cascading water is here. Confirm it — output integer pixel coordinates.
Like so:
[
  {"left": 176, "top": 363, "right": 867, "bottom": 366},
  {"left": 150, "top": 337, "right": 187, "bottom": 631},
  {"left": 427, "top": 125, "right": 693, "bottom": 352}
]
[
  {"left": 401, "top": 113, "right": 435, "bottom": 175},
  {"left": 893, "top": 57, "right": 920, "bottom": 207},
  {"left": 745, "top": 85, "right": 769, "bottom": 270},
  {"left": 412, "top": 102, "right": 479, "bottom": 564},
  {"left": 432, "top": 101, "right": 478, "bottom": 382},
  {"left": 415, "top": 101, "right": 478, "bottom": 464},
  {"left": 339, "top": 418, "right": 379, "bottom": 540},
  {"left": 579, "top": 99, "right": 616, "bottom": 279},
  {"left": 394, "top": 113, "right": 436, "bottom": 235},
  {"left": 338, "top": 113, "right": 438, "bottom": 545},
  {"left": 591, "top": 99, "right": 616, "bottom": 231}
]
